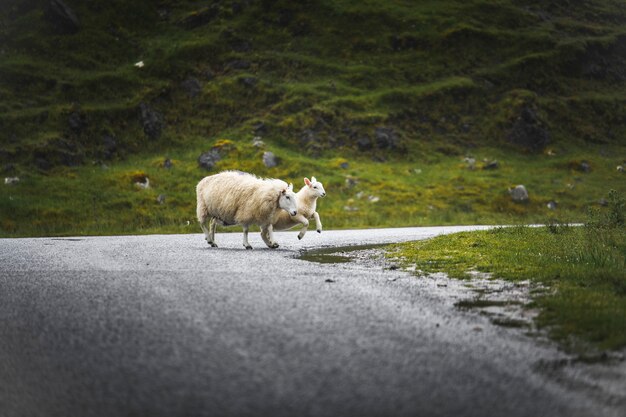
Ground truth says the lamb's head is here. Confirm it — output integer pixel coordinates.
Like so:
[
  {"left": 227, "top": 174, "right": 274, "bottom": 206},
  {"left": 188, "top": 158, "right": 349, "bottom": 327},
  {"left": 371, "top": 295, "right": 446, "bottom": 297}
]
[
  {"left": 278, "top": 183, "right": 298, "bottom": 216},
  {"left": 304, "top": 176, "right": 326, "bottom": 198}
]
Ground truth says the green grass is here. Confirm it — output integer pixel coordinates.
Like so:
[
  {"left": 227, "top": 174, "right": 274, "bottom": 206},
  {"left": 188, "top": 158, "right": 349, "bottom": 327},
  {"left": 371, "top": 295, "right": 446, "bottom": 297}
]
[
  {"left": 1, "top": 139, "right": 624, "bottom": 237},
  {"left": 387, "top": 190, "right": 626, "bottom": 352}
]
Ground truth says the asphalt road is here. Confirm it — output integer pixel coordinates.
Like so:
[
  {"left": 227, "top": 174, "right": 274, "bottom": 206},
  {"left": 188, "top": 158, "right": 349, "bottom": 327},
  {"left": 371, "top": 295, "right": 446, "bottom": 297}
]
[{"left": 1, "top": 227, "right": 624, "bottom": 417}]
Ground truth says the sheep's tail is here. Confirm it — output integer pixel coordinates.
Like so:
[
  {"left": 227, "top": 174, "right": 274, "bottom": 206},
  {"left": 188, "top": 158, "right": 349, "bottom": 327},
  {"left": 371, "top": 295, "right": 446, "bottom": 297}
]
[{"left": 196, "top": 181, "right": 209, "bottom": 224}]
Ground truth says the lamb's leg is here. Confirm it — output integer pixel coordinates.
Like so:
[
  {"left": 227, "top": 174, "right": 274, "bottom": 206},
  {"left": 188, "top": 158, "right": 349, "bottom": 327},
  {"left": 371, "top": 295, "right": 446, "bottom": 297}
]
[
  {"left": 207, "top": 218, "right": 218, "bottom": 247},
  {"left": 266, "top": 224, "right": 279, "bottom": 249},
  {"left": 260, "top": 225, "right": 273, "bottom": 248},
  {"left": 290, "top": 214, "right": 310, "bottom": 240},
  {"left": 313, "top": 212, "right": 322, "bottom": 234},
  {"left": 242, "top": 225, "right": 253, "bottom": 250}
]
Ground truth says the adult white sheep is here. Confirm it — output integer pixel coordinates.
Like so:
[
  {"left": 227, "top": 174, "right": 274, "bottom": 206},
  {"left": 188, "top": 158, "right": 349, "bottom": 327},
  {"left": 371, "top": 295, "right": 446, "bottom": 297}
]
[
  {"left": 261, "top": 176, "right": 326, "bottom": 244},
  {"left": 196, "top": 170, "right": 298, "bottom": 249}
]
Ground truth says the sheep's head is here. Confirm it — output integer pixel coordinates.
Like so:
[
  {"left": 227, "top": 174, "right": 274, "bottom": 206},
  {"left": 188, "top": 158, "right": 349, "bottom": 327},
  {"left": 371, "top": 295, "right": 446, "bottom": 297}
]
[
  {"left": 279, "top": 183, "right": 298, "bottom": 216},
  {"left": 304, "top": 176, "right": 326, "bottom": 198}
]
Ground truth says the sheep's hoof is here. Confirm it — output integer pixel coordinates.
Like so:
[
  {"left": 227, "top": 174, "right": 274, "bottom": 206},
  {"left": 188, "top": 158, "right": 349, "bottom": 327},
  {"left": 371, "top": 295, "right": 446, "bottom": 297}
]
[
  {"left": 317, "top": 229, "right": 321, "bottom": 234},
  {"left": 245, "top": 245, "right": 253, "bottom": 250},
  {"left": 298, "top": 235, "right": 303, "bottom": 240},
  {"left": 271, "top": 243, "right": 279, "bottom": 249},
  {"left": 208, "top": 241, "right": 218, "bottom": 247}
]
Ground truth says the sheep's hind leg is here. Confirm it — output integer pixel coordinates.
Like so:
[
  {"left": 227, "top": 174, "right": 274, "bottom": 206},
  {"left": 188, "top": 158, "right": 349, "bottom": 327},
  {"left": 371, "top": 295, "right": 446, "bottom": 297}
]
[
  {"left": 207, "top": 218, "right": 218, "bottom": 247},
  {"left": 265, "top": 224, "right": 279, "bottom": 248},
  {"left": 260, "top": 226, "right": 274, "bottom": 248},
  {"left": 200, "top": 216, "right": 216, "bottom": 247},
  {"left": 242, "top": 225, "right": 253, "bottom": 250}
]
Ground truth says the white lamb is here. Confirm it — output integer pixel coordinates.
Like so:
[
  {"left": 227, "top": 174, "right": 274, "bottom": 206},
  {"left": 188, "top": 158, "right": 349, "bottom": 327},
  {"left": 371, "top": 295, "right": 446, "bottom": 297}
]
[
  {"left": 196, "top": 170, "right": 298, "bottom": 249},
  {"left": 261, "top": 176, "right": 326, "bottom": 244}
]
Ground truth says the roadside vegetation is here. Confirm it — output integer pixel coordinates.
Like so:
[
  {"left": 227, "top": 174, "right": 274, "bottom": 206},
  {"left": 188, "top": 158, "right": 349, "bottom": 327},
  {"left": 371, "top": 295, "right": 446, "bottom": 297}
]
[
  {"left": 388, "top": 190, "right": 626, "bottom": 353},
  {"left": 1, "top": 0, "right": 626, "bottom": 236}
]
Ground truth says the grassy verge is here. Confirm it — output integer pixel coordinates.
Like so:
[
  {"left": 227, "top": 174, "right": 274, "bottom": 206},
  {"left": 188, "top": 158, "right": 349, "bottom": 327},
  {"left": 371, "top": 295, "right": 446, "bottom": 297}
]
[
  {"left": 387, "top": 190, "right": 626, "bottom": 352},
  {"left": 1, "top": 142, "right": 624, "bottom": 237}
]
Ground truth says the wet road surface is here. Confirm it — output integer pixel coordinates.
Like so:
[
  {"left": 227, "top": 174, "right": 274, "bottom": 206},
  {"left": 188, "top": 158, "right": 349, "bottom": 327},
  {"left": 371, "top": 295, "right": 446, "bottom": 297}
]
[{"left": 1, "top": 227, "right": 624, "bottom": 417}]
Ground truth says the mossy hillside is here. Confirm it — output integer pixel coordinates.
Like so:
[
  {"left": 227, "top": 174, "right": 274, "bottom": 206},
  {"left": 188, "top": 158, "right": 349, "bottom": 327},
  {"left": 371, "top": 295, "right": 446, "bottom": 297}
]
[
  {"left": 1, "top": 1, "right": 626, "bottom": 236},
  {"left": 387, "top": 193, "right": 626, "bottom": 351}
]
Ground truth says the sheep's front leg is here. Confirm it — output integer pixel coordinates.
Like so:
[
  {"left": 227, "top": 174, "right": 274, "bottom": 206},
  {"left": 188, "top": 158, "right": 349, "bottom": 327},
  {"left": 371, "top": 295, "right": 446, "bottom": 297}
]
[
  {"left": 313, "top": 211, "right": 322, "bottom": 234},
  {"left": 290, "top": 214, "right": 310, "bottom": 240},
  {"left": 242, "top": 225, "right": 253, "bottom": 250}
]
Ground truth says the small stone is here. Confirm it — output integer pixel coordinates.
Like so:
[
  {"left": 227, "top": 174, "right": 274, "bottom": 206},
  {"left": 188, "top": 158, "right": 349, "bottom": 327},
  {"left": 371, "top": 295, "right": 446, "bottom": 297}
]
[
  {"left": 599, "top": 198, "right": 608, "bottom": 207},
  {"left": 239, "top": 77, "right": 258, "bottom": 88},
  {"left": 483, "top": 160, "right": 499, "bottom": 170},
  {"left": 579, "top": 161, "right": 591, "bottom": 172},
  {"left": 157, "top": 194, "right": 166, "bottom": 204},
  {"left": 262, "top": 151, "right": 278, "bottom": 168},
  {"left": 134, "top": 177, "right": 150, "bottom": 189},
  {"left": 180, "top": 77, "right": 202, "bottom": 98},
  {"left": 163, "top": 158, "right": 173, "bottom": 169},
  {"left": 368, "top": 195, "right": 380, "bottom": 203},
  {"left": 227, "top": 60, "right": 251, "bottom": 70},
  {"left": 4, "top": 177, "right": 19, "bottom": 185},
  {"left": 339, "top": 162, "right": 349, "bottom": 169},
  {"left": 509, "top": 185, "right": 529, "bottom": 203},
  {"left": 251, "top": 137, "right": 265, "bottom": 148},
  {"left": 374, "top": 127, "right": 399, "bottom": 149},
  {"left": 252, "top": 121, "right": 267, "bottom": 135},
  {"left": 345, "top": 177, "right": 358, "bottom": 188},
  {"left": 198, "top": 149, "right": 221, "bottom": 170},
  {"left": 617, "top": 165, "right": 624, "bottom": 172},
  {"left": 356, "top": 136, "right": 372, "bottom": 151},
  {"left": 546, "top": 200, "right": 557, "bottom": 210},
  {"left": 343, "top": 206, "right": 359, "bottom": 212},
  {"left": 102, "top": 134, "right": 117, "bottom": 160},
  {"left": 507, "top": 106, "right": 550, "bottom": 152},
  {"left": 68, "top": 111, "right": 87, "bottom": 134},
  {"left": 463, "top": 157, "right": 476, "bottom": 170},
  {"left": 138, "top": 103, "right": 163, "bottom": 140}
]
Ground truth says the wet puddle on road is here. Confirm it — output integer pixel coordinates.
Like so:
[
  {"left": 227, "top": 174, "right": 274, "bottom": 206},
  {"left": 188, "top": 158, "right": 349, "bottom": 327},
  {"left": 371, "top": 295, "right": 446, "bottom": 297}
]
[{"left": 298, "top": 244, "right": 387, "bottom": 264}]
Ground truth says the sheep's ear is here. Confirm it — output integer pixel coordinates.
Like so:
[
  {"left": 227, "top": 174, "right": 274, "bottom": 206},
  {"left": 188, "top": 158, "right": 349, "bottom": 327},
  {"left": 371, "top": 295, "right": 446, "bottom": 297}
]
[
  {"left": 311, "top": 176, "right": 317, "bottom": 183},
  {"left": 281, "top": 188, "right": 287, "bottom": 195},
  {"left": 304, "top": 177, "right": 312, "bottom": 187},
  {"left": 288, "top": 183, "right": 293, "bottom": 191}
]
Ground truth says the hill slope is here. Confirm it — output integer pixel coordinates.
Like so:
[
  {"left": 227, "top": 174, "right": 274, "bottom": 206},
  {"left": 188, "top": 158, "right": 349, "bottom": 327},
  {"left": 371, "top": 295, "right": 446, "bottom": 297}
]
[{"left": 1, "top": 0, "right": 625, "bottom": 236}]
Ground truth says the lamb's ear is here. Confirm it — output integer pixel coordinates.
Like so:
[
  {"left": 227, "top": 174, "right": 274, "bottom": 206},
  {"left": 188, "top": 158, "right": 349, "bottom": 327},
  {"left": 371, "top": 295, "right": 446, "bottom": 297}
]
[
  {"left": 311, "top": 176, "right": 317, "bottom": 183},
  {"left": 288, "top": 183, "right": 293, "bottom": 191},
  {"left": 304, "top": 177, "right": 312, "bottom": 187}
]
